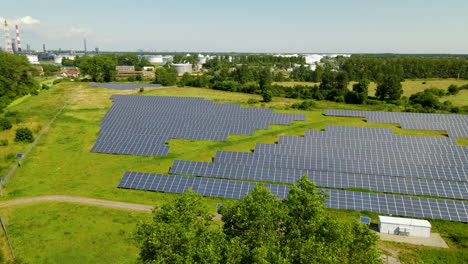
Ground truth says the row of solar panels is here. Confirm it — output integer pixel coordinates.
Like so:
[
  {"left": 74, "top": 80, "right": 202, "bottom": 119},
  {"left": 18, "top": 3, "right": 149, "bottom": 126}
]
[
  {"left": 169, "top": 160, "right": 468, "bottom": 200},
  {"left": 118, "top": 172, "right": 468, "bottom": 222},
  {"left": 325, "top": 109, "right": 468, "bottom": 138},
  {"left": 91, "top": 95, "right": 306, "bottom": 157},
  {"left": 89, "top": 83, "right": 162, "bottom": 89}
]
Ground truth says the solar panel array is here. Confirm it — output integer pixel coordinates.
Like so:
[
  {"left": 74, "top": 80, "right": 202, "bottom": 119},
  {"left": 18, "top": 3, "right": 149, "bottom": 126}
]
[
  {"left": 88, "top": 83, "right": 162, "bottom": 89},
  {"left": 91, "top": 95, "right": 306, "bottom": 157},
  {"left": 325, "top": 109, "right": 468, "bottom": 138},
  {"left": 118, "top": 172, "right": 468, "bottom": 222}
]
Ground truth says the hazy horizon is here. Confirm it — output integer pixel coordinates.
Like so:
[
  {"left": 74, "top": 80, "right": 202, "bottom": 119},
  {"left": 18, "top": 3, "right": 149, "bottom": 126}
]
[{"left": 2, "top": 0, "right": 468, "bottom": 54}]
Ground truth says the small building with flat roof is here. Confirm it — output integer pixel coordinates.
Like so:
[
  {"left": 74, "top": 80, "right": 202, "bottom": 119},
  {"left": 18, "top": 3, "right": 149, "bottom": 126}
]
[{"left": 378, "top": 216, "right": 431, "bottom": 238}]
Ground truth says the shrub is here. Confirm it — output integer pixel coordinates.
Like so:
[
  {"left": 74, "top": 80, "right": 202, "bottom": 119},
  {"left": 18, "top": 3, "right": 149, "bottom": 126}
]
[
  {"left": 424, "top": 87, "right": 446, "bottom": 97},
  {"left": 0, "top": 118, "right": 12, "bottom": 130},
  {"left": 42, "top": 84, "right": 50, "bottom": 90},
  {"left": 451, "top": 106, "right": 460, "bottom": 113},
  {"left": 247, "top": 98, "right": 259, "bottom": 104},
  {"left": 291, "top": 100, "right": 316, "bottom": 110},
  {"left": 0, "top": 139, "right": 8, "bottom": 146},
  {"left": 261, "top": 89, "right": 273, "bottom": 102},
  {"left": 4, "top": 153, "right": 16, "bottom": 162},
  {"left": 447, "top": 85, "right": 460, "bottom": 95},
  {"left": 15, "top": 127, "right": 34, "bottom": 143},
  {"left": 53, "top": 79, "right": 63, "bottom": 84},
  {"left": 135, "top": 75, "right": 143, "bottom": 81},
  {"left": 139, "top": 87, "right": 144, "bottom": 93},
  {"left": 31, "top": 89, "right": 39, "bottom": 96},
  {"left": 127, "top": 76, "right": 136, "bottom": 82}
]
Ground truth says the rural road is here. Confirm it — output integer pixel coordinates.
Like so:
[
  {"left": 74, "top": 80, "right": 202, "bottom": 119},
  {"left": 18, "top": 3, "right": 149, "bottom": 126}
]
[{"left": 0, "top": 195, "right": 153, "bottom": 212}]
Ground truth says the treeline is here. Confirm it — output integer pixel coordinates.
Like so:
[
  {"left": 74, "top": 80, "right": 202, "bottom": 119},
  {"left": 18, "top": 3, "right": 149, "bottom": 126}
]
[
  {"left": 341, "top": 57, "right": 468, "bottom": 80},
  {"left": 134, "top": 176, "right": 382, "bottom": 263},
  {"left": 63, "top": 54, "right": 152, "bottom": 71},
  {"left": 0, "top": 53, "right": 39, "bottom": 110},
  {"left": 204, "top": 55, "right": 305, "bottom": 69}
]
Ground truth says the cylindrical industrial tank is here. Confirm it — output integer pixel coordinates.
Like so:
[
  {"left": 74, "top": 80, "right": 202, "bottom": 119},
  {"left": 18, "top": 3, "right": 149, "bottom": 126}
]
[{"left": 171, "top": 64, "right": 192, "bottom": 75}]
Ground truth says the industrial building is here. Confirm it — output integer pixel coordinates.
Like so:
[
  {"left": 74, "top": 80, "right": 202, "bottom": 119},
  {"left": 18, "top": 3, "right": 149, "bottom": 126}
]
[
  {"left": 378, "top": 216, "right": 431, "bottom": 238},
  {"left": 171, "top": 63, "right": 192, "bottom": 75},
  {"left": 54, "top": 55, "right": 76, "bottom": 64}
]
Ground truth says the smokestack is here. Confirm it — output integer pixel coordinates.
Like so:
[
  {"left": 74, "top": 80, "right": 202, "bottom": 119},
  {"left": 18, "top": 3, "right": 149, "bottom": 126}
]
[
  {"left": 15, "top": 25, "right": 22, "bottom": 52},
  {"left": 3, "top": 20, "right": 13, "bottom": 53},
  {"left": 84, "top": 38, "right": 87, "bottom": 54},
  {"left": 43, "top": 43, "right": 46, "bottom": 52}
]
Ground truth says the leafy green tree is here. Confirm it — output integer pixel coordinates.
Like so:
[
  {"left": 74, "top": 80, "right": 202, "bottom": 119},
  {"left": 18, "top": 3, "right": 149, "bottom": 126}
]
[
  {"left": 154, "top": 67, "right": 178, "bottom": 86},
  {"left": 258, "top": 68, "right": 272, "bottom": 90},
  {"left": 15, "top": 127, "right": 34, "bottom": 143},
  {"left": 134, "top": 189, "right": 225, "bottom": 264},
  {"left": 261, "top": 88, "right": 273, "bottom": 102},
  {"left": 375, "top": 75, "right": 403, "bottom": 101},
  {"left": 135, "top": 176, "right": 383, "bottom": 264},
  {"left": 349, "top": 79, "right": 370, "bottom": 104},
  {"left": 447, "top": 85, "right": 460, "bottom": 95},
  {"left": 0, "top": 53, "right": 39, "bottom": 110},
  {"left": 79, "top": 56, "right": 117, "bottom": 82}
]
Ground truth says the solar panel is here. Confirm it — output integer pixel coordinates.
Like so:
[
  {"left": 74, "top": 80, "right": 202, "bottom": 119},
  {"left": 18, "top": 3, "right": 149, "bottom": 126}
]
[
  {"left": 324, "top": 109, "right": 468, "bottom": 138},
  {"left": 90, "top": 95, "right": 306, "bottom": 157},
  {"left": 170, "top": 159, "right": 468, "bottom": 199},
  {"left": 360, "top": 216, "right": 371, "bottom": 224},
  {"left": 118, "top": 172, "right": 468, "bottom": 222}
]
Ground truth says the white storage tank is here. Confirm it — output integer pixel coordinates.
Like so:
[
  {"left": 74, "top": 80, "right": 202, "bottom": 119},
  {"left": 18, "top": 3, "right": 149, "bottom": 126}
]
[
  {"left": 54, "top": 55, "right": 75, "bottom": 64},
  {"left": 25, "top": 55, "right": 39, "bottom": 64},
  {"left": 146, "top": 55, "right": 163, "bottom": 63},
  {"left": 171, "top": 63, "right": 192, "bottom": 75},
  {"left": 378, "top": 216, "right": 431, "bottom": 238}
]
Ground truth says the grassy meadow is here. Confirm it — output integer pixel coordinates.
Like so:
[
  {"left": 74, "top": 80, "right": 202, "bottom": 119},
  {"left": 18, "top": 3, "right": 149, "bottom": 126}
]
[
  {"left": 0, "top": 81, "right": 466, "bottom": 263},
  {"left": 0, "top": 202, "right": 149, "bottom": 263}
]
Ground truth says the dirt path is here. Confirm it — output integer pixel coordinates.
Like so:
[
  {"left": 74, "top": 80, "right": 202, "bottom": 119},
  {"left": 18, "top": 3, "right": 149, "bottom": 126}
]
[{"left": 0, "top": 195, "right": 153, "bottom": 212}]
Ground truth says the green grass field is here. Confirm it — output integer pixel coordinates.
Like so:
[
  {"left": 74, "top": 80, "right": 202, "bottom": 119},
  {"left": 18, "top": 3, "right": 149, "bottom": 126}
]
[
  {"left": 0, "top": 81, "right": 466, "bottom": 263},
  {"left": 0, "top": 202, "right": 149, "bottom": 263}
]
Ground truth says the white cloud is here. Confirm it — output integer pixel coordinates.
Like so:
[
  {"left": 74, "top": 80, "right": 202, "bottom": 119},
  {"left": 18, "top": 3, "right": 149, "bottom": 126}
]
[
  {"left": 65, "top": 27, "right": 93, "bottom": 37},
  {"left": 15, "top": 16, "right": 40, "bottom": 25}
]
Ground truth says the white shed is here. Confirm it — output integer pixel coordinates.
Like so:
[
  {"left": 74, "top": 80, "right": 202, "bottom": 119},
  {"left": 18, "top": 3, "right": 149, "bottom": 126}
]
[{"left": 378, "top": 216, "right": 431, "bottom": 238}]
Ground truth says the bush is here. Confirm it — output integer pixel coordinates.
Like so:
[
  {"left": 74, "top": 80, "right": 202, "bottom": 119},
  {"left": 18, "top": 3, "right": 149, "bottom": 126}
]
[
  {"left": 447, "top": 85, "right": 460, "bottom": 95},
  {"left": 139, "top": 87, "right": 144, "bottom": 93},
  {"left": 136, "top": 75, "right": 143, "bottom": 81},
  {"left": 261, "top": 89, "right": 273, "bottom": 102},
  {"left": 291, "top": 100, "right": 316, "bottom": 110},
  {"left": 127, "top": 76, "right": 136, "bottom": 82},
  {"left": 247, "top": 98, "right": 259, "bottom": 104},
  {"left": 31, "top": 89, "right": 39, "bottom": 96},
  {"left": 42, "top": 84, "right": 50, "bottom": 90},
  {"left": 53, "top": 79, "right": 63, "bottom": 84},
  {"left": 424, "top": 87, "right": 446, "bottom": 97},
  {"left": 15, "top": 127, "right": 34, "bottom": 143},
  {"left": 4, "top": 153, "right": 16, "bottom": 162},
  {"left": 0, "top": 118, "right": 12, "bottom": 130},
  {"left": 0, "top": 139, "right": 8, "bottom": 146},
  {"left": 451, "top": 106, "right": 460, "bottom": 113}
]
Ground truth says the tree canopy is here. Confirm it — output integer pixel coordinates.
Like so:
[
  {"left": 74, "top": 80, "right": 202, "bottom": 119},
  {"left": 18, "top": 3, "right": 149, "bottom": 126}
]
[
  {"left": 134, "top": 176, "right": 382, "bottom": 264},
  {"left": 0, "top": 52, "right": 39, "bottom": 110},
  {"left": 79, "top": 56, "right": 117, "bottom": 82}
]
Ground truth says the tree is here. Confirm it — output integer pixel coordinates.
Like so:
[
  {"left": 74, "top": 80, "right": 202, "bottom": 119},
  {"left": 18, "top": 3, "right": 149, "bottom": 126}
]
[
  {"left": 349, "top": 79, "right": 370, "bottom": 104},
  {"left": 134, "top": 189, "right": 225, "bottom": 263},
  {"left": 261, "top": 87, "right": 273, "bottom": 102},
  {"left": 135, "top": 176, "right": 383, "bottom": 264},
  {"left": 15, "top": 127, "right": 34, "bottom": 143},
  {"left": 79, "top": 56, "right": 117, "bottom": 82},
  {"left": 375, "top": 75, "right": 403, "bottom": 101},
  {"left": 154, "top": 67, "right": 178, "bottom": 86},
  {"left": 0, "top": 53, "right": 39, "bottom": 110}
]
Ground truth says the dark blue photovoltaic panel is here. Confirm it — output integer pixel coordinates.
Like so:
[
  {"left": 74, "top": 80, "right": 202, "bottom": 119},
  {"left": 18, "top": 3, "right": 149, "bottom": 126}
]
[
  {"left": 324, "top": 110, "right": 468, "bottom": 138},
  {"left": 118, "top": 172, "right": 468, "bottom": 222},
  {"left": 90, "top": 95, "right": 305, "bottom": 157},
  {"left": 169, "top": 159, "right": 468, "bottom": 199}
]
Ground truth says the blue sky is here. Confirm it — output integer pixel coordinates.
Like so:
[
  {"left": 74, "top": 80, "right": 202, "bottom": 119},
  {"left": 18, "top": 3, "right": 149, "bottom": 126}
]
[{"left": 2, "top": 0, "right": 468, "bottom": 53}]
